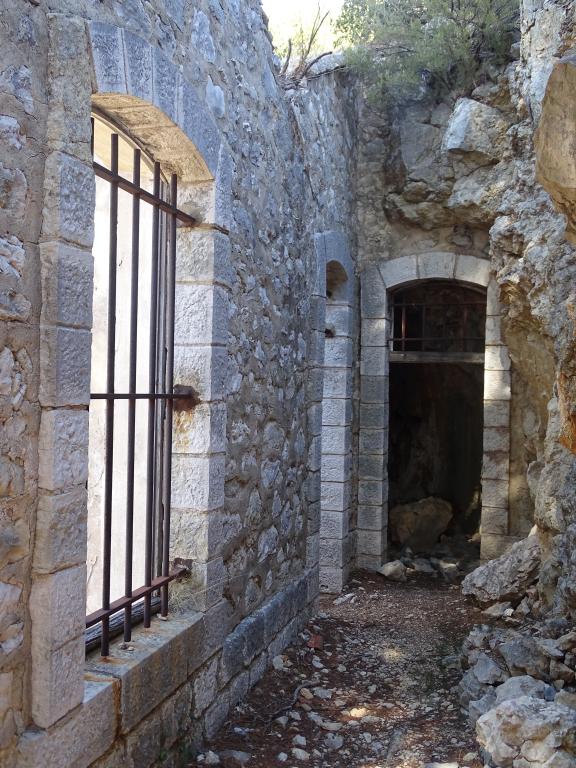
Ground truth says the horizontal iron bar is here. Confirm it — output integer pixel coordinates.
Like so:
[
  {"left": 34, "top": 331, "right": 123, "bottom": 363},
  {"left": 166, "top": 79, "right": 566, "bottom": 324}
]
[
  {"left": 390, "top": 337, "right": 485, "bottom": 342},
  {"left": 85, "top": 567, "right": 186, "bottom": 628},
  {"left": 394, "top": 302, "right": 485, "bottom": 307},
  {"left": 93, "top": 162, "right": 229, "bottom": 234},
  {"left": 85, "top": 597, "right": 161, "bottom": 653},
  {"left": 94, "top": 161, "right": 195, "bottom": 226},
  {"left": 390, "top": 351, "right": 485, "bottom": 364},
  {"left": 91, "top": 393, "right": 190, "bottom": 400}
]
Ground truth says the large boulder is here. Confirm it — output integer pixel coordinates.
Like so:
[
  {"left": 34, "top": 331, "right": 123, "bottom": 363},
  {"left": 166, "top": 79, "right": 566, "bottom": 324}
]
[
  {"left": 389, "top": 497, "right": 453, "bottom": 553},
  {"left": 477, "top": 696, "right": 576, "bottom": 767},
  {"left": 443, "top": 98, "right": 510, "bottom": 165},
  {"left": 462, "top": 534, "right": 541, "bottom": 606}
]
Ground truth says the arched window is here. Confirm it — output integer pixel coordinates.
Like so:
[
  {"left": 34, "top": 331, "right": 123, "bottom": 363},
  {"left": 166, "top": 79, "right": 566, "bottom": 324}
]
[
  {"left": 390, "top": 280, "right": 486, "bottom": 358},
  {"left": 87, "top": 113, "right": 193, "bottom": 655}
]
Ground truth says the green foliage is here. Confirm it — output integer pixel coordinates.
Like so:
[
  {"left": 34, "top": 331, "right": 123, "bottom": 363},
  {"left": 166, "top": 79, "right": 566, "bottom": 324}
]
[{"left": 335, "top": 0, "right": 519, "bottom": 103}]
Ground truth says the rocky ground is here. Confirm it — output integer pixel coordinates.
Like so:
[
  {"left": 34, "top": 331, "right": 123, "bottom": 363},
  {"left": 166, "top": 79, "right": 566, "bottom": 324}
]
[{"left": 192, "top": 572, "right": 486, "bottom": 768}]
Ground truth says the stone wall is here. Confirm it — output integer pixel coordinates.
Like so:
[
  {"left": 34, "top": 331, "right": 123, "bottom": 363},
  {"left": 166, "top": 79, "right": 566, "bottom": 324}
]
[
  {"left": 455, "top": 0, "right": 576, "bottom": 764},
  {"left": 0, "top": 1, "right": 358, "bottom": 765}
]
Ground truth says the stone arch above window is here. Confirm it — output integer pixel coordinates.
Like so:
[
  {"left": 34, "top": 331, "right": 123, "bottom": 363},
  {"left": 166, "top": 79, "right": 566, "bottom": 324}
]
[
  {"left": 87, "top": 22, "right": 232, "bottom": 227},
  {"left": 380, "top": 252, "right": 491, "bottom": 290}
]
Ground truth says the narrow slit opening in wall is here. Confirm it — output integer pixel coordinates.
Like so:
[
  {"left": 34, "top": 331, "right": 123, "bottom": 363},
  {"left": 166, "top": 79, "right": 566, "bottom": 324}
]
[
  {"left": 86, "top": 114, "right": 191, "bottom": 656},
  {"left": 386, "top": 280, "right": 487, "bottom": 563}
]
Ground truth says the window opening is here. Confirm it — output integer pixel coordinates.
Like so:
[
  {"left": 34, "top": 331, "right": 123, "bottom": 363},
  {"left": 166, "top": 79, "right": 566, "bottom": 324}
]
[
  {"left": 86, "top": 115, "right": 194, "bottom": 656},
  {"left": 390, "top": 281, "right": 486, "bottom": 355}
]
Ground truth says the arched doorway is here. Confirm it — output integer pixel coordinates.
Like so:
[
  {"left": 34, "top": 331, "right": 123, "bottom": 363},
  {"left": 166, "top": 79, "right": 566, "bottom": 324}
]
[
  {"left": 387, "top": 280, "right": 486, "bottom": 556},
  {"left": 358, "top": 253, "right": 512, "bottom": 568}
]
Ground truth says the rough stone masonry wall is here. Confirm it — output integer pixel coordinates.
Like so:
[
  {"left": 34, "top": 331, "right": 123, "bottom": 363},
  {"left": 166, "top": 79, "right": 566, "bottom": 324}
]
[
  {"left": 0, "top": 1, "right": 357, "bottom": 766},
  {"left": 0, "top": 2, "right": 48, "bottom": 756},
  {"left": 455, "top": 0, "right": 576, "bottom": 764}
]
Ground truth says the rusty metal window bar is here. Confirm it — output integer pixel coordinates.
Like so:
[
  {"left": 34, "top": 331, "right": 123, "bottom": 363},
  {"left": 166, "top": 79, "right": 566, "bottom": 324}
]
[
  {"left": 391, "top": 297, "right": 486, "bottom": 354},
  {"left": 86, "top": 115, "right": 194, "bottom": 656}
]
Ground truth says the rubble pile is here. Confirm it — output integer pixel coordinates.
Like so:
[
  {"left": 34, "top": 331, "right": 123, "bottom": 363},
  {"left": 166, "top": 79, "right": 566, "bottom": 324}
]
[{"left": 460, "top": 534, "right": 576, "bottom": 767}]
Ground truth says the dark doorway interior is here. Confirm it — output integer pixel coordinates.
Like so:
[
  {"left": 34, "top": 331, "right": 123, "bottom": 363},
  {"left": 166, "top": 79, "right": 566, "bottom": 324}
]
[{"left": 388, "top": 362, "right": 484, "bottom": 537}]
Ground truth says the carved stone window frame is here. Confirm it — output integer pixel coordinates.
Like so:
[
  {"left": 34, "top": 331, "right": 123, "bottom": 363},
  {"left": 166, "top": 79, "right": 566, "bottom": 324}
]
[{"left": 29, "top": 17, "right": 232, "bottom": 735}]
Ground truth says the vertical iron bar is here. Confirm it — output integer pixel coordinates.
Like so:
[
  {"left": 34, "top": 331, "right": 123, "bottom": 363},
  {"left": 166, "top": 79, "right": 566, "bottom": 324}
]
[
  {"left": 101, "top": 132, "right": 119, "bottom": 657},
  {"left": 463, "top": 305, "right": 469, "bottom": 353},
  {"left": 155, "top": 196, "right": 167, "bottom": 580},
  {"left": 421, "top": 304, "right": 426, "bottom": 353},
  {"left": 144, "top": 162, "right": 161, "bottom": 628},
  {"left": 124, "top": 148, "right": 141, "bottom": 642},
  {"left": 401, "top": 304, "right": 406, "bottom": 352},
  {"left": 161, "top": 174, "right": 178, "bottom": 616}
]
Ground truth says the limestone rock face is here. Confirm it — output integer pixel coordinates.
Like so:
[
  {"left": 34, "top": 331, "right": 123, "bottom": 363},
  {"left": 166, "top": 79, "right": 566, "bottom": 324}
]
[
  {"left": 462, "top": 535, "right": 541, "bottom": 605},
  {"left": 442, "top": 98, "right": 510, "bottom": 165},
  {"left": 476, "top": 696, "right": 576, "bottom": 768},
  {"left": 389, "top": 497, "right": 453, "bottom": 553}
]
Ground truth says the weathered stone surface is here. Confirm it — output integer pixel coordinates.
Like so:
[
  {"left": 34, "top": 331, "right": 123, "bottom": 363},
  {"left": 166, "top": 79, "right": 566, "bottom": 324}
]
[
  {"left": 498, "top": 635, "right": 551, "bottom": 679},
  {"left": 462, "top": 535, "right": 541, "bottom": 605},
  {"left": 494, "top": 675, "right": 555, "bottom": 705},
  {"left": 477, "top": 696, "right": 576, "bottom": 768},
  {"left": 536, "top": 56, "right": 576, "bottom": 242},
  {"left": 377, "top": 560, "right": 407, "bottom": 582},
  {"left": 472, "top": 652, "right": 508, "bottom": 685},
  {"left": 443, "top": 98, "right": 509, "bottom": 164},
  {"left": 389, "top": 497, "right": 453, "bottom": 552}
]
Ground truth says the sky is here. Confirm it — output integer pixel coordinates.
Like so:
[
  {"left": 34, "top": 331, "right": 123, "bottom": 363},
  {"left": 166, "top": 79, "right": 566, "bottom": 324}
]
[{"left": 261, "top": 0, "right": 345, "bottom": 52}]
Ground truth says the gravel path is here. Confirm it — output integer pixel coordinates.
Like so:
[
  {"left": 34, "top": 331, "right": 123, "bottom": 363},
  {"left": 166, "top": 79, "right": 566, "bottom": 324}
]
[{"left": 194, "top": 573, "right": 486, "bottom": 768}]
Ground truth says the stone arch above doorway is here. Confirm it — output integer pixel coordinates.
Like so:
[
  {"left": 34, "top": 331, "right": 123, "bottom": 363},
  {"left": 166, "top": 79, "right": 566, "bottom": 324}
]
[{"left": 359, "top": 252, "right": 512, "bottom": 570}]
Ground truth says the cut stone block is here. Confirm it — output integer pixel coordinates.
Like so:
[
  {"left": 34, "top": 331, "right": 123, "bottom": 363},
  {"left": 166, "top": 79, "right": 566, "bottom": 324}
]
[
  {"left": 39, "top": 326, "right": 92, "bottom": 407},
  {"left": 379, "top": 256, "right": 418, "bottom": 288},
  {"left": 86, "top": 613, "right": 203, "bottom": 734},
  {"left": 361, "top": 346, "right": 389, "bottom": 376},
  {"left": 361, "top": 317, "right": 388, "bottom": 347},
  {"left": 417, "top": 251, "right": 456, "bottom": 280},
  {"left": 321, "top": 510, "right": 349, "bottom": 539},
  {"left": 34, "top": 487, "right": 87, "bottom": 573},
  {"left": 485, "top": 344, "right": 511, "bottom": 371},
  {"left": 481, "top": 506, "right": 509, "bottom": 535},
  {"left": 31, "top": 634, "right": 85, "bottom": 729},
  {"left": 321, "top": 453, "right": 352, "bottom": 483},
  {"left": 18, "top": 678, "right": 118, "bottom": 767},
  {"left": 361, "top": 266, "right": 387, "bottom": 318},
  {"left": 454, "top": 254, "right": 491, "bottom": 286},
  {"left": 322, "top": 397, "right": 352, "bottom": 427},
  {"left": 321, "top": 480, "right": 351, "bottom": 512},
  {"left": 358, "top": 504, "right": 387, "bottom": 531},
  {"left": 39, "top": 409, "right": 89, "bottom": 492},
  {"left": 357, "top": 529, "right": 386, "bottom": 557},
  {"left": 484, "top": 369, "right": 511, "bottom": 400}
]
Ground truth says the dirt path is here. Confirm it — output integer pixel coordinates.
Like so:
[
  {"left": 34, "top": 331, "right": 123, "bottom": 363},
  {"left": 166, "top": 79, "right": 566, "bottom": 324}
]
[{"left": 194, "top": 573, "right": 486, "bottom": 768}]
